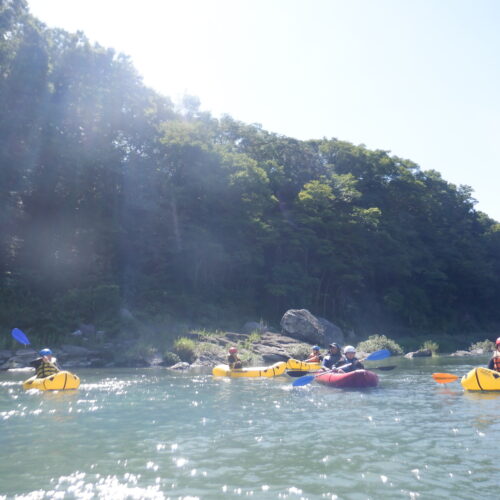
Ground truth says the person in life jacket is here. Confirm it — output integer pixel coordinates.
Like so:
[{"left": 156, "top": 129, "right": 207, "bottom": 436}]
[
  {"left": 304, "top": 346, "right": 323, "bottom": 364},
  {"left": 227, "top": 347, "right": 243, "bottom": 369},
  {"left": 322, "top": 343, "right": 344, "bottom": 370},
  {"left": 487, "top": 338, "right": 500, "bottom": 372},
  {"left": 335, "top": 345, "right": 364, "bottom": 373},
  {"left": 30, "top": 348, "right": 60, "bottom": 378}
]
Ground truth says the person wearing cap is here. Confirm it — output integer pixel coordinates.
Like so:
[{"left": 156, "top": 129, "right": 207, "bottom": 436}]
[
  {"left": 322, "top": 343, "right": 345, "bottom": 370},
  {"left": 304, "top": 346, "right": 323, "bottom": 364},
  {"left": 487, "top": 337, "right": 500, "bottom": 372},
  {"left": 336, "top": 345, "right": 364, "bottom": 373},
  {"left": 30, "top": 348, "right": 60, "bottom": 378},
  {"left": 227, "top": 347, "right": 243, "bottom": 369}
]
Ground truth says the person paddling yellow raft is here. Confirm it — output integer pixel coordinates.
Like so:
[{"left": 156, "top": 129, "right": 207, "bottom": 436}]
[
  {"left": 23, "top": 348, "right": 80, "bottom": 391},
  {"left": 10, "top": 330, "right": 80, "bottom": 391},
  {"left": 23, "top": 371, "right": 81, "bottom": 390},
  {"left": 212, "top": 360, "right": 287, "bottom": 378},
  {"left": 213, "top": 346, "right": 286, "bottom": 377},
  {"left": 432, "top": 337, "right": 500, "bottom": 391},
  {"left": 212, "top": 348, "right": 321, "bottom": 378}
]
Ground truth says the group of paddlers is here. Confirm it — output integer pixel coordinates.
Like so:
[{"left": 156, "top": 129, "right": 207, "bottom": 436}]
[
  {"left": 227, "top": 342, "right": 365, "bottom": 373},
  {"left": 227, "top": 337, "right": 500, "bottom": 375},
  {"left": 303, "top": 343, "right": 364, "bottom": 372}
]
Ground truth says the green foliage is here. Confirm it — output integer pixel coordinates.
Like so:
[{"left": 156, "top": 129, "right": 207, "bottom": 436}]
[
  {"left": 162, "top": 351, "right": 181, "bottom": 366},
  {"left": 420, "top": 340, "right": 439, "bottom": 354},
  {"left": 428, "top": 334, "right": 468, "bottom": 354},
  {"left": 395, "top": 336, "right": 420, "bottom": 353},
  {"left": 240, "top": 332, "right": 262, "bottom": 350},
  {"left": 190, "top": 329, "right": 223, "bottom": 338},
  {"left": 469, "top": 339, "right": 495, "bottom": 352},
  {"left": 54, "top": 285, "right": 120, "bottom": 325},
  {"left": 0, "top": 3, "right": 500, "bottom": 345},
  {"left": 194, "top": 342, "right": 225, "bottom": 357},
  {"left": 248, "top": 332, "right": 262, "bottom": 343},
  {"left": 173, "top": 337, "right": 197, "bottom": 362},
  {"left": 287, "top": 343, "right": 312, "bottom": 360},
  {"left": 118, "top": 342, "right": 158, "bottom": 363},
  {"left": 357, "top": 335, "right": 404, "bottom": 355}
]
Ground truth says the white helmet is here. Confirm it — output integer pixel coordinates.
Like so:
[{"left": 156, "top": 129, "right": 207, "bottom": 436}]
[{"left": 344, "top": 345, "right": 356, "bottom": 354}]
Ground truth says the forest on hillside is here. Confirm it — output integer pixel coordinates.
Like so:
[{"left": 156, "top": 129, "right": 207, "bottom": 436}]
[{"left": 1, "top": 0, "right": 500, "bottom": 345}]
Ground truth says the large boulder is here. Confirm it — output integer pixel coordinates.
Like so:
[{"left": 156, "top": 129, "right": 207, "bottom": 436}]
[
  {"left": 168, "top": 362, "right": 191, "bottom": 371},
  {"left": 317, "top": 317, "right": 345, "bottom": 345},
  {"left": 280, "top": 309, "right": 344, "bottom": 346}
]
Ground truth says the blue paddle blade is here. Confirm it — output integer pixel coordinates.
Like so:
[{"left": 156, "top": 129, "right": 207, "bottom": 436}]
[
  {"left": 11, "top": 328, "right": 30, "bottom": 346},
  {"left": 365, "top": 349, "right": 391, "bottom": 361},
  {"left": 292, "top": 374, "right": 316, "bottom": 387}
]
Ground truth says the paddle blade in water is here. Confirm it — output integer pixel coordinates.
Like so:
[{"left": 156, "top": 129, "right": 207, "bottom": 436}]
[
  {"left": 374, "top": 365, "right": 397, "bottom": 371},
  {"left": 11, "top": 328, "right": 30, "bottom": 346},
  {"left": 432, "top": 373, "right": 459, "bottom": 384},
  {"left": 292, "top": 374, "right": 316, "bottom": 387},
  {"left": 365, "top": 349, "right": 391, "bottom": 361}
]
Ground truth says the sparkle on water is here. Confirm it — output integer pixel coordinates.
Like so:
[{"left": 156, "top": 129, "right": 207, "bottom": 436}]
[{"left": 1, "top": 357, "right": 499, "bottom": 499}]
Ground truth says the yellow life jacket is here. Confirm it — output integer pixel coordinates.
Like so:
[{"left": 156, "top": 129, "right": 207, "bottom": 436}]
[{"left": 36, "top": 361, "right": 59, "bottom": 378}]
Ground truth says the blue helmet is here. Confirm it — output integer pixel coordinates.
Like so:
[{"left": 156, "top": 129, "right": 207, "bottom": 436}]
[
  {"left": 312, "top": 346, "right": 320, "bottom": 351},
  {"left": 39, "top": 348, "right": 53, "bottom": 356}
]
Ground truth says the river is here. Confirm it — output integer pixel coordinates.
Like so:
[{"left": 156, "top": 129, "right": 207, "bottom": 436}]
[{"left": 1, "top": 355, "right": 499, "bottom": 499}]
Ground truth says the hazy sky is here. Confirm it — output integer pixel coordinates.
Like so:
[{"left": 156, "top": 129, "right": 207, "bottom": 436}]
[{"left": 27, "top": 0, "right": 500, "bottom": 221}]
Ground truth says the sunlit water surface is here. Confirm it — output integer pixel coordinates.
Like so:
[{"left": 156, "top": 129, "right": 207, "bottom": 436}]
[{"left": 1, "top": 356, "right": 499, "bottom": 499}]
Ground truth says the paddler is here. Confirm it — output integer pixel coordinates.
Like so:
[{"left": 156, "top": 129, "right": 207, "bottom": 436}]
[
  {"left": 227, "top": 347, "right": 243, "bottom": 369},
  {"left": 30, "top": 348, "right": 60, "bottom": 378},
  {"left": 487, "top": 337, "right": 500, "bottom": 372},
  {"left": 335, "top": 345, "right": 364, "bottom": 373},
  {"left": 321, "top": 343, "right": 344, "bottom": 370},
  {"left": 304, "top": 346, "right": 323, "bottom": 363}
]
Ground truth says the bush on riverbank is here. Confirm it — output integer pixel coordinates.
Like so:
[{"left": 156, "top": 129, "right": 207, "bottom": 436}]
[
  {"left": 356, "top": 334, "right": 404, "bottom": 355},
  {"left": 173, "top": 337, "right": 197, "bottom": 362},
  {"left": 286, "top": 343, "right": 312, "bottom": 360},
  {"left": 162, "top": 352, "right": 181, "bottom": 365},
  {"left": 469, "top": 339, "right": 494, "bottom": 352},
  {"left": 420, "top": 340, "right": 439, "bottom": 354}
]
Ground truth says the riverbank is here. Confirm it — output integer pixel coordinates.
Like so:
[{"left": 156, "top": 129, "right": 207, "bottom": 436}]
[{"left": 0, "top": 328, "right": 492, "bottom": 372}]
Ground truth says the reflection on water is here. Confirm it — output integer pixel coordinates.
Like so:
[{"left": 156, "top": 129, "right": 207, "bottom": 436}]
[
  {"left": 0, "top": 358, "right": 499, "bottom": 499},
  {"left": 463, "top": 390, "right": 500, "bottom": 402}
]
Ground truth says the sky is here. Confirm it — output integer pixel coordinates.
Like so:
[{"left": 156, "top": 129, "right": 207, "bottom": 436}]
[{"left": 27, "top": 0, "right": 500, "bottom": 221}]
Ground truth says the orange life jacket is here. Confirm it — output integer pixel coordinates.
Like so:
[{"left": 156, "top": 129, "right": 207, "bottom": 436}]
[
  {"left": 492, "top": 355, "right": 500, "bottom": 372},
  {"left": 305, "top": 354, "right": 321, "bottom": 363}
]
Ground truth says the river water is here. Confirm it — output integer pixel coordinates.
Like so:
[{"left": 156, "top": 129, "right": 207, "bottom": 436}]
[{"left": 1, "top": 356, "right": 499, "bottom": 500}]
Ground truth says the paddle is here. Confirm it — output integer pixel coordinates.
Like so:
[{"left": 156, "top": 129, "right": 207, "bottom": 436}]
[
  {"left": 11, "top": 328, "right": 31, "bottom": 346},
  {"left": 292, "top": 349, "right": 391, "bottom": 387},
  {"left": 287, "top": 364, "right": 396, "bottom": 377},
  {"left": 432, "top": 372, "right": 459, "bottom": 384},
  {"left": 11, "top": 328, "right": 61, "bottom": 371}
]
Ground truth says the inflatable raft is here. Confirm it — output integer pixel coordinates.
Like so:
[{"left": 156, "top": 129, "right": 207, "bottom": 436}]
[
  {"left": 285, "top": 359, "right": 322, "bottom": 371},
  {"left": 23, "top": 371, "right": 81, "bottom": 391},
  {"left": 212, "top": 361, "right": 286, "bottom": 378},
  {"left": 461, "top": 367, "right": 500, "bottom": 391},
  {"left": 315, "top": 369, "right": 379, "bottom": 388}
]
